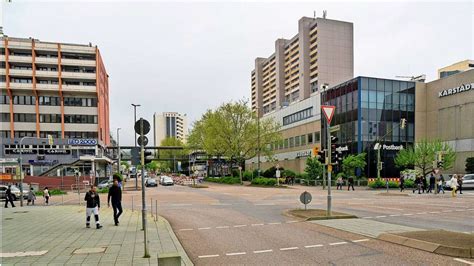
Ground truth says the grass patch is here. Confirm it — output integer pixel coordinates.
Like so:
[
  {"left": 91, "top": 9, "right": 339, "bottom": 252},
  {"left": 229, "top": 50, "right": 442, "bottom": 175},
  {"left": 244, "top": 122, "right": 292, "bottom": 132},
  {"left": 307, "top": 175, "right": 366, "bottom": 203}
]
[
  {"left": 97, "top": 187, "right": 109, "bottom": 194},
  {"left": 287, "top": 209, "right": 357, "bottom": 220},
  {"left": 35, "top": 189, "right": 67, "bottom": 196}
]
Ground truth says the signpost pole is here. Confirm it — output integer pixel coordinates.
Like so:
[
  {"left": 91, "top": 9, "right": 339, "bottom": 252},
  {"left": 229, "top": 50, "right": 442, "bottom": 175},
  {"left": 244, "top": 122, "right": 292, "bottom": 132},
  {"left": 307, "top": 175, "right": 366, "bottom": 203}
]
[
  {"left": 327, "top": 123, "right": 332, "bottom": 217},
  {"left": 140, "top": 118, "right": 149, "bottom": 258}
]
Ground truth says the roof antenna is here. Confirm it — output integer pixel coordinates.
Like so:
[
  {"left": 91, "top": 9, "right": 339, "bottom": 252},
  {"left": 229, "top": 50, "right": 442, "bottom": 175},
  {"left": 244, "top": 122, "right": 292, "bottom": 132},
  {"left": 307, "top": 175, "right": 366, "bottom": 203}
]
[
  {"left": 323, "top": 10, "right": 327, "bottom": 19},
  {"left": 313, "top": 10, "right": 316, "bottom": 18}
]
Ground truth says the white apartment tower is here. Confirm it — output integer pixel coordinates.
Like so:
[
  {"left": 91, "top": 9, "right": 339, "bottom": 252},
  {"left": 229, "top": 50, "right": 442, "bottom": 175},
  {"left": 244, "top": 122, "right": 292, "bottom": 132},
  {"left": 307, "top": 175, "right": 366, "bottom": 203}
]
[{"left": 153, "top": 112, "right": 188, "bottom": 145}]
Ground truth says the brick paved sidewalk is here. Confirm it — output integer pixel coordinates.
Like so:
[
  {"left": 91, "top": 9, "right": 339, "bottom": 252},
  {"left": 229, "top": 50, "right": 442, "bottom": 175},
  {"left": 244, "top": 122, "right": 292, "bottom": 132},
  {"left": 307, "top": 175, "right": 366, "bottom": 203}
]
[{"left": 0, "top": 205, "right": 192, "bottom": 265}]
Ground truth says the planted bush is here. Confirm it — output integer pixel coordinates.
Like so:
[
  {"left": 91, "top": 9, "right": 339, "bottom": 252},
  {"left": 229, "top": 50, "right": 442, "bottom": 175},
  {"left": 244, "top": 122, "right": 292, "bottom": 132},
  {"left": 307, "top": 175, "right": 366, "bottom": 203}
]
[
  {"left": 205, "top": 177, "right": 241, "bottom": 184},
  {"left": 368, "top": 178, "right": 400, "bottom": 189},
  {"left": 35, "top": 189, "right": 67, "bottom": 196},
  {"left": 251, "top": 177, "right": 276, "bottom": 186}
]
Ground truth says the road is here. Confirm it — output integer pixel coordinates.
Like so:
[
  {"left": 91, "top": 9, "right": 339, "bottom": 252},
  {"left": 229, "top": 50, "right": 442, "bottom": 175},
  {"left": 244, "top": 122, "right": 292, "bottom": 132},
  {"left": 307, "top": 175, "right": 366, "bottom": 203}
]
[{"left": 119, "top": 182, "right": 474, "bottom": 265}]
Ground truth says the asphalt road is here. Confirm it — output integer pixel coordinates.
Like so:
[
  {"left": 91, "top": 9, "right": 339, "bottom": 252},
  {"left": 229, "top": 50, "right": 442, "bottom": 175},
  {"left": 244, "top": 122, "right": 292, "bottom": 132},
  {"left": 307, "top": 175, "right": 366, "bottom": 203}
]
[{"left": 122, "top": 183, "right": 474, "bottom": 265}]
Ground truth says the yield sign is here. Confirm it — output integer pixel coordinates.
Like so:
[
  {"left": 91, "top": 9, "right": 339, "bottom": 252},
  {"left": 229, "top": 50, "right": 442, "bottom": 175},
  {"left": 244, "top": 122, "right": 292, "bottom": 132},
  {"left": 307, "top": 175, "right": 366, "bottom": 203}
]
[{"left": 321, "top": 105, "right": 336, "bottom": 124}]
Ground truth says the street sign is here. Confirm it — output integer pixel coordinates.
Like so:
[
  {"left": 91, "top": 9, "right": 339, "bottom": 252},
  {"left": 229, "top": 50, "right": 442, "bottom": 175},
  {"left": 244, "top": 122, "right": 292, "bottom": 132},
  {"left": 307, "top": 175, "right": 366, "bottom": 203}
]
[
  {"left": 137, "top": 136, "right": 148, "bottom": 146},
  {"left": 330, "top": 125, "right": 340, "bottom": 132},
  {"left": 321, "top": 105, "right": 336, "bottom": 124},
  {"left": 134, "top": 119, "right": 150, "bottom": 135},
  {"left": 300, "top": 191, "right": 312, "bottom": 210},
  {"left": 276, "top": 169, "right": 281, "bottom": 178}
]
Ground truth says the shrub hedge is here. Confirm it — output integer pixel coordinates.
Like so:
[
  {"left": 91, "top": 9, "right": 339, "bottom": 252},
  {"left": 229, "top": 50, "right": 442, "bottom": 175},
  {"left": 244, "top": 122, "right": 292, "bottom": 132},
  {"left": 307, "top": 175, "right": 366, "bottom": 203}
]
[
  {"left": 251, "top": 177, "right": 276, "bottom": 186},
  {"left": 205, "top": 177, "right": 241, "bottom": 184}
]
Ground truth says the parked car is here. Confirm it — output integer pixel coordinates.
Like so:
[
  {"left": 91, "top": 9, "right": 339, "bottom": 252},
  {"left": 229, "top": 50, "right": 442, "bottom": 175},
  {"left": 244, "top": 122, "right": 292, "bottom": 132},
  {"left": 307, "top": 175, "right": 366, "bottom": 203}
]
[
  {"left": 0, "top": 185, "right": 26, "bottom": 201},
  {"left": 161, "top": 176, "right": 174, "bottom": 186},
  {"left": 145, "top": 178, "right": 157, "bottom": 187},
  {"left": 98, "top": 180, "right": 113, "bottom": 189},
  {"left": 444, "top": 174, "right": 474, "bottom": 190}
]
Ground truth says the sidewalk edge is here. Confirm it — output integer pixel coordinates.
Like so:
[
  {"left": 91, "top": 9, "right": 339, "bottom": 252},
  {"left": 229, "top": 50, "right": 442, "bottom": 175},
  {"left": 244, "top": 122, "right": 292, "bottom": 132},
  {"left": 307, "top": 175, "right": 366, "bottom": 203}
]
[{"left": 158, "top": 216, "right": 194, "bottom": 266}]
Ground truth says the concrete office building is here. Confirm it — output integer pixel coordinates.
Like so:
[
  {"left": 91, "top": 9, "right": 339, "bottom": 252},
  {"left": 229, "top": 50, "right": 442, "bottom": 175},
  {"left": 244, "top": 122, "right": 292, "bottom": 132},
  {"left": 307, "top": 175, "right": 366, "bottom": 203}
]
[
  {"left": 438, "top": 59, "right": 474, "bottom": 79},
  {"left": 154, "top": 112, "right": 188, "bottom": 146},
  {"left": 246, "top": 16, "right": 353, "bottom": 173},
  {"left": 0, "top": 37, "right": 111, "bottom": 178}
]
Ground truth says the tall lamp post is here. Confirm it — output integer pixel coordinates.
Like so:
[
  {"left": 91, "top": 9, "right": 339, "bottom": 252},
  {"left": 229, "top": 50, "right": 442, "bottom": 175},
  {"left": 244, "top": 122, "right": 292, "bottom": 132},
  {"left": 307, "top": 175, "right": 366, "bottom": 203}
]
[
  {"left": 117, "top": 128, "right": 121, "bottom": 174},
  {"left": 131, "top": 103, "right": 140, "bottom": 190},
  {"left": 256, "top": 107, "right": 261, "bottom": 178}
]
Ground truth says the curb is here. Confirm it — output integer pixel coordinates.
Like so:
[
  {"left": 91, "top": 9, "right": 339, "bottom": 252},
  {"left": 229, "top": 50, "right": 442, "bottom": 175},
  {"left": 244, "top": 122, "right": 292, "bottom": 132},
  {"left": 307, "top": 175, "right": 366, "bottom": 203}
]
[
  {"left": 284, "top": 209, "right": 357, "bottom": 221},
  {"left": 378, "top": 233, "right": 473, "bottom": 258},
  {"left": 158, "top": 216, "right": 194, "bottom": 266}
]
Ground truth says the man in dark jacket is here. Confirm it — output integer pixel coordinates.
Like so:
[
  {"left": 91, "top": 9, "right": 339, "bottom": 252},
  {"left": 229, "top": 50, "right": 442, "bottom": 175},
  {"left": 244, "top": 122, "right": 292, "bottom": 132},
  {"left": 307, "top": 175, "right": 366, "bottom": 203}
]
[
  {"left": 428, "top": 173, "right": 436, "bottom": 193},
  {"left": 84, "top": 185, "right": 102, "bottom": 229},
  {"left": 108, "top": 180, "right": 123, "bottom": 226},
  {"left": 4, "top": 185, "right": 15, "bottom": 208},
  {"left": 348, "top": 176, "right": 355, "bottom": 191}
]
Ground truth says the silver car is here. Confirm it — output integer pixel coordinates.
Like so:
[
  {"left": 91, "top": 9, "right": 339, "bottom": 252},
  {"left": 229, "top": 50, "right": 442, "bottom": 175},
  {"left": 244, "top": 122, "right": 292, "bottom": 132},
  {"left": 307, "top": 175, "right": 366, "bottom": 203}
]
[{"left": 0, "top": 185, "right": 27, "bottom": 201}]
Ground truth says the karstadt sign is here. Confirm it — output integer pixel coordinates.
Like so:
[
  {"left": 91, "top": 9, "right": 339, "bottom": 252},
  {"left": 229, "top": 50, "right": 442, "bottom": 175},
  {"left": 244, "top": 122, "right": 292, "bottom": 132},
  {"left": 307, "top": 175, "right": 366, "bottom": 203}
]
[{"left": 438, "top": 83, "right": 473, "bottom": 98}]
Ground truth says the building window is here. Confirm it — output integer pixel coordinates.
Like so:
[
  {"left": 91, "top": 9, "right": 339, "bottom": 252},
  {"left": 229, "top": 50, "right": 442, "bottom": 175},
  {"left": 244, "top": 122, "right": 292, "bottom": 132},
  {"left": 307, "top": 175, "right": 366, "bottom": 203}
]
[
  {"left": 307, "top": 133, "right": 313, "bottom": 144},
  {"left": 301, "top": 135, "right": 306, "bottom": 146},
  {"left": 314, "top": 131, "right": 320, "bottom": 142},
  {"left": 282, "top": 107, "right": 313, "bottom": 126}
]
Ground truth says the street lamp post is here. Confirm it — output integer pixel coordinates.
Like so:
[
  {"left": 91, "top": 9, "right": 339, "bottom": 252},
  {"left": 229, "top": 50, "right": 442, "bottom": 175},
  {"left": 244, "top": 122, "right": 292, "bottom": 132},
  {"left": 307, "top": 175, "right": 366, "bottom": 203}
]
[
  {"left": 131, "top": 103, "right": 141, "bottom": 190},
  {"left": 256, "top": 107, "right": 261, "bottom": 178},
  {"left": 117, "top": 128, "right": 121, "bottom": 174}
]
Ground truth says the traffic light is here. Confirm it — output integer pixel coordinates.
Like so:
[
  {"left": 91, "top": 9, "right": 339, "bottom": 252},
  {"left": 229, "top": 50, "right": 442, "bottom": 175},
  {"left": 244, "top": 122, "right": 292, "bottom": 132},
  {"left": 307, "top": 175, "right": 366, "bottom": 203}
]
[
  {"left": 317, "top": 150, "right": 326, "bottom": 164},
  {"left": 331, "top": 149, "right": 343, "bottom": 165},
  {"left": 144, "top": 150, "right": 153, "bottom": 164},
  {"left": 131, "top": 147, "right": 140, "bottom": 165},
  {"left": 400, "top": 118, "right": 407, "bottom": 129},
  {"left": 437, "top": 160, "right": 444, "bottom": 169},
  {"left": 312, "top": 147, "right": 319, "bottom": 158}
]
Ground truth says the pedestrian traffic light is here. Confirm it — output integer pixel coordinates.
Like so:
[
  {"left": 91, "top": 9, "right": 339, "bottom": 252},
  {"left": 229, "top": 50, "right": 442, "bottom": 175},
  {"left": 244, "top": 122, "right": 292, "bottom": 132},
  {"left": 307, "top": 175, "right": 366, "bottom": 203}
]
[
  {"left": 437, "top": 160, "right": 444, "bottom": 169},
  {"left": 331, "top": 150, "right": 343, "bottom": 165},
  {"left": 144, "top": 150, "right": 153, "bottom": 164},
  {"left": 331, "top": 135, "right": 338, "bottom": 144}
]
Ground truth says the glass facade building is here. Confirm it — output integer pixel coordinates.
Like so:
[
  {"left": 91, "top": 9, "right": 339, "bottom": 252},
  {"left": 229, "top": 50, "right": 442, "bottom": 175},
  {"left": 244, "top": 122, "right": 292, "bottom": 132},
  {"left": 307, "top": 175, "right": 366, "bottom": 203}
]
[{"left": 321, "top": 77, "right": 416, "bottom": 178}]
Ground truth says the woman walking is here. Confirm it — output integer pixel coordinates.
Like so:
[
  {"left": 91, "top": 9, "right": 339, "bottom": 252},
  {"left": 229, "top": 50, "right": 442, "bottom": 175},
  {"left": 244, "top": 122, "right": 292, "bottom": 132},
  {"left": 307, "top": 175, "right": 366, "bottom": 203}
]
[
  {"left": 450, "top": 175, "right": 458, "bottom": 197},
  {"left": 43, "top": 187, "right": 50, "bottom": 205}
]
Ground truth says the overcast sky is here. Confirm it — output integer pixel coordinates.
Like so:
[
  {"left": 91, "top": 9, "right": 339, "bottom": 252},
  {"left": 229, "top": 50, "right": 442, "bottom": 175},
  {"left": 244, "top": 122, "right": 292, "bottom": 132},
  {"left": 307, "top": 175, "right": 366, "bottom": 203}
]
[{"left": 4, "top": 1, "right": 473, "bottom": 145}]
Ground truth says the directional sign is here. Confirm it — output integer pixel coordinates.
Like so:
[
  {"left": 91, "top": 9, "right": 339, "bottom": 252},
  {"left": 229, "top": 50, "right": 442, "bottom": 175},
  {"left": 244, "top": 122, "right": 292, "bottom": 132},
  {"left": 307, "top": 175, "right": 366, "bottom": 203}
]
[
  {"left": 134, "top": 119, "right": 150, "bottom": 135},
  {"left": 137, "top": 136, "right": 148, "bottom": 146},
  {"left": 330, "top": 125, "right": 340, "bottom": 132},
  {"left": 321, "top": 105, "right": 335, "bottom": 124}
]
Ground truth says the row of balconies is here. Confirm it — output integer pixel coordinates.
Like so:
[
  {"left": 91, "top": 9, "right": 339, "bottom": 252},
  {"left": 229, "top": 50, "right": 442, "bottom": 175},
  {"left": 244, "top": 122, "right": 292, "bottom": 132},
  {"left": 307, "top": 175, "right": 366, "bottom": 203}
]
[
  {"left": 6, "top": 40, "right": 96, "bottom": 54},
  {"left": 0, "top": 82, "right": 96, "bottom": 93},
  {"left": 0, "top": 68, "right": 96, "bottom": 80},
  {"left": 0, "top": 55, "right": 96, "bottom": 67}
]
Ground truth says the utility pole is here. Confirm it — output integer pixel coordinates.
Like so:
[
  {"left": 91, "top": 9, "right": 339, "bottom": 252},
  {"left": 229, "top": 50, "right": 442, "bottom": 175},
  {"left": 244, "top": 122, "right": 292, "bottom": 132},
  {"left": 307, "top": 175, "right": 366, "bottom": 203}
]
[
  {"left": 139, "top": 118, "right": 150, "bottom": 258},
  {"left": 326, "top": 122, "right": 332, "bottom": 216},
  {"left": 257, "top": 109, "right": 261, "bottom": 178},
  {"left": 117, "top": 128, "right": 121, "bottom": 174}
]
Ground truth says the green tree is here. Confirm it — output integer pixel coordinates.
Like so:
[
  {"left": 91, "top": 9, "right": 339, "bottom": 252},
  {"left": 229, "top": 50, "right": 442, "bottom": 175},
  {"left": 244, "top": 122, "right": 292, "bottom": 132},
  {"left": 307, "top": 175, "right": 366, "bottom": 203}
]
[
  {"left": 120, "top": 161, "right": 130, "bottom": 172},
  {"left": 188, "top": 100, "right": 281, "bottom": 169},
  {"left": 159, "top": 137, "right": 186, "bottom": 172},
  {"left": 394, "top": 139, "right": 456, "bottom": 177},
  {"left": 342, "top": 153, "right": 367, "bottom": 178},
  {"left": 305, "top": 157, "right": 323, "bottom": 180},
  {"left": 145, "top": 161, "right": 158, "bottom": 173},
  {"left": 465, "top": 157, "right": 474, "bottom": 174}
]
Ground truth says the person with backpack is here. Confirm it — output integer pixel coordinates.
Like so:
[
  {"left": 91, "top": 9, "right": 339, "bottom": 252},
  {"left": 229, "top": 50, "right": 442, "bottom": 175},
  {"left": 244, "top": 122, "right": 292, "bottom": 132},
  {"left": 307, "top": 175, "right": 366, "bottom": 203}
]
[
  {"left": 84, "top": 185, "right": 102, "bottom": 229},
  {"left": 27, "top": 187, "right": 36, "bottom": 205}
]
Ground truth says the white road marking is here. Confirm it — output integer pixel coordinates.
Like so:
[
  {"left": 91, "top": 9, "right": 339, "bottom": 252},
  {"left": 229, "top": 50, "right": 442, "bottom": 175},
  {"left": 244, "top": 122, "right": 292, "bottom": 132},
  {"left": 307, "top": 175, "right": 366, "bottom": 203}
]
[
  {"left": 171, "top": 203, "right": 192, "bottom": 206},
  {"left": 253, "top": 249, "right": 273, "bottom": 253},
  {"left": 329, "top": 242, "right": 348, "bottom": 246},
  {"left": 456, "top": 209, "right": 464, "bottom": 212},
  {"left": 233, "top": 225, "right": 247, "bottom": 228},
  {"left": 463, "top": 232, "right": 472, "bottom": 234},
  {"left": 268, "top": 222, "right": 281, "bottom": 225},
  {"left": 216, "top": 226, "right": 229, "bottom": 229},
  {"left": 280, "top": 247, "right": 299, "bottom": 251},
  {"left": 226, "top": 252, "right": 246, "bottom": 256},
  {"left": 305, "top": 244, "right": 323, "bottom": 248},
  {"left": 198, "top": 227, "right": 211, "bottom": 230},
  {"left": 362, "top": 216, "right": 373, "bottom": 219},
  {"left": 375, "top": 216, "right": 387, "bottom": 218},
  {"left": 403, "top": 213, "right": 414, "bottom": 216},
  {"left": 442, "top": 210, "right": 451, "bottom": 213},
  {"left": 198, "top": 254, "right": 219, "bottom": 258},
  {"left": 370, "top": 205, "right": 404, "bottom": 211},
  {"left": 468, "top": 209, "right": 474, "bottom": 211},
  {"left": 430, "top": 211, "right": 441, "bottom": 214},
  {"left": 389, "top": 214, "right": 401, "bottom": 217},
  {"left": 251, "top": 223, "right": 264, "bottom": 226},
  {"left": 418, "top": 212, "right": 428, "bottom": 214},
  {"left": 0, "top": 250, "right": 48, "bottom": 258},
  {"left": 453, "top": 258, "right": 474, "bottom": 265},
  {"left": 352, "top": 239, "right": 370, "bottom": 243},
  {"left": 179, "top": 228, "right": 194, "bottom": 231},
  {"left": 286, "top": 220, "right": 298, "bottom": 223},
  {"left": 211, "top": 203, "right": 232, "bottom": 206},
  {"left": 255, "top": 203, "right": 275, "bottom": 206}
]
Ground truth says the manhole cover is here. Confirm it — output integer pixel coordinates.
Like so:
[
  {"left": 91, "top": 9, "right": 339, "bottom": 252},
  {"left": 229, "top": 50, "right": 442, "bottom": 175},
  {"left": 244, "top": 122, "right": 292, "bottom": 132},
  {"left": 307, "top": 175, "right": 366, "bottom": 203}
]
[
  {"left": 5, "top": 218, "right": 13, "bottom": 220},
  {"left": 72, "top": 247, "right": 107, "bottom": 255}
]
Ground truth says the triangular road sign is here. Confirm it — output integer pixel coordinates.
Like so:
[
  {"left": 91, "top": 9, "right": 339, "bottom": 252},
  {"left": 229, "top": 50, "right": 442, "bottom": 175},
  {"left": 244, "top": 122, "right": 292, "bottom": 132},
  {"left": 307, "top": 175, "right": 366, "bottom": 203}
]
[{"left": 321, "top": 105, "right": 336, "bottom": 124}]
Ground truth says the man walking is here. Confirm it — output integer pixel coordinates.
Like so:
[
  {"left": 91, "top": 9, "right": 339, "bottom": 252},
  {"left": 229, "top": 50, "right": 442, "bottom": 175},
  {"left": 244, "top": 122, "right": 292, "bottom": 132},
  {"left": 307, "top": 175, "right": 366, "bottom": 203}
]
[
  {"left": 438, "top": 174, "right": 445, "bottom": 194},
  {"left": 347, "top": 176, "right": 355, "bottom": 191},
  {"left": 457, "top": 175, "right": 464, "bottom": 194},
  {"left": 108, "top": 179, "right": 123, "bottom": 226},
  {"left": 428, "top": 173, "right": 436, "bottom": 193},
  {"left": 4, "top": 185, "right": 15, "bottom": 208},
  {"left": 84, "top": 185, "right": 102, "bottom": 229},
  {"left": 399, "top": 174, "right": 405, "bottom": 192}
]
